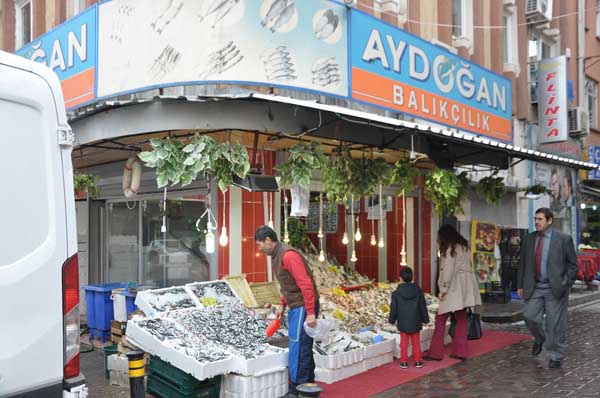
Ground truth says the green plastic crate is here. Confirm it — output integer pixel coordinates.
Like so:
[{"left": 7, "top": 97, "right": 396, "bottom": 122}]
[
  {"left": 147, "top": 373, "right": 221, "bottom": 398},
  {"left": 149, "top": 356, "right": 221, "bottom": 394},
  {"left": 103, "top": 345, "right": 119, "bottom": 380}
]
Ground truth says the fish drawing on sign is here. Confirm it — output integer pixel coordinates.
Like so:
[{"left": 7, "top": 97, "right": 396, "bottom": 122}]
[
  {"left": 110, "top": 3, "right": 134, "bottom": 43},
  {"left": 150, "top": 45, "right": 182, "bottom": 80},
  {"left": 260, "top": 0, "right": 298, "bottom": 33},
  {"left": 151, "top": 0, "right": 184, "bottom": 35},
  {"left": 312, "top": 57, "right": 342, "bottom": 87},
  {"left": 261, "top": 46, "right": 297, "bottom": 82},
  {"left": 199, "top": 42, "right": 244, "bottom": 79},
  {"left": 198, "top": 0, "right": 243, "bottom": 28},
  {"left": 313, "top": 8, "right": 340, "bottom": 42}
]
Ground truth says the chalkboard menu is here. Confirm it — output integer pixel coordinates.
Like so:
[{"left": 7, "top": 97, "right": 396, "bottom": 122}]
[{"left": 305, "top": 201, "right": 339, "bottom": 233}]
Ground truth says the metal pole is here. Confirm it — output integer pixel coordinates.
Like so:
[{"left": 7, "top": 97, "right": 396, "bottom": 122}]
[
  {"left": 578, "top": 0, "right": 585, "bottom": 110},
  {"left": 126, "top": 350, "right": 146, "bottom": 398}
]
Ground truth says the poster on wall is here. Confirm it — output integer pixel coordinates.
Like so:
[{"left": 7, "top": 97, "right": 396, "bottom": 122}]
[
  {"left": 533, "top": 162, "right": 577, "bottom": 240},
  {"left": 471, "top": 221, "right": 500, "bottom": 284},
  {"left": 97, "top": 0, "right": 348, "bottom": 99},
  {"left": 366, "top": 195, "right": 393, "bottom": 220},
  {"left": 306, "top": 200, "right": 338, "bottom": 233}
]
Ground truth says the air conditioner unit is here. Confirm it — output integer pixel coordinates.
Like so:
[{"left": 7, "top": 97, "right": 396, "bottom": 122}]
[
  {"left": 568, "top": 107, "right": 588, "bottom": 135},
  {"left": 526, "top": 0, "right": 553, "bottom": 24}
]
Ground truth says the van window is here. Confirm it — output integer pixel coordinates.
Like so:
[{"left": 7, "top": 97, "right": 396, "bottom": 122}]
[{"left": 0, "top": 100, "right": 50, "bottom": 266}]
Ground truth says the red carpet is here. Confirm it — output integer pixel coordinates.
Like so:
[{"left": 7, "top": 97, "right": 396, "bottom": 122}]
[{"left": 319, "top": 330, "right": 531, "bottom": 398}]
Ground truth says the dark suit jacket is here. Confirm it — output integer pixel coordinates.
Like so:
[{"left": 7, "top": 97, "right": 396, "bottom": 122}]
[{"left": 517, "top": 229, "right": 578, "bottom": 300}]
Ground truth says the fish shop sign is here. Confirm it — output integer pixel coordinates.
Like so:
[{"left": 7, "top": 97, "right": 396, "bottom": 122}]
[{"left": 349, "top": 10, "right": 512, "bottom": 142}]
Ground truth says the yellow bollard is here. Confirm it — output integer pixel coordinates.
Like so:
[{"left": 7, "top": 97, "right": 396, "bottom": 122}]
[{"left": 126, "top": 350, "right": 145, "bottom": 398}]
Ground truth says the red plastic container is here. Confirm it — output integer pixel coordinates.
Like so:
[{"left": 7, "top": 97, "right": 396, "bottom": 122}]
[{"left": 266, "top": 318, "right": 281, "bottom": 337}]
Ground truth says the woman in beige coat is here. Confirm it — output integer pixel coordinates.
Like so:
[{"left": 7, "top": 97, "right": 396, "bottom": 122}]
[{"left": 425, "top": 225, "right": 482, "bottom": 360}]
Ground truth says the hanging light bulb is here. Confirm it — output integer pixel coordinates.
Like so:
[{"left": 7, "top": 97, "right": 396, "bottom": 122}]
[
  {"left": 378, "top": 184, "right": 385, "bottom": 248},
  {"left": 594, "top": 205, "right": 598, "bottom": 211},
  {"left": 268, "top": 220, "right": 274, "bottom": 229},
  {"left": 319, "top": 250, "right": 325, "bottom": 262},
  {"left": 350, "top": 249, "right": 357, "bottom": 262},
  {"left": 370, "top": 234, "right": 377, "bottom": 246},
  {"left": 378, "top": 236, "right": 385, "bottom": 248},
  {"left": 219, "top": 225, "right": 229, "bottom": 247},
  {"left": 205, "top": 220, "right": 215, "bottom": 254},
  {"left": 318, "top": 193, "right": 324, "bottom": 238},
  {"left": 355, "top": 217, "right": 362, "bottom": 242},
  {"left": 342, "top": 232, "right": 349, "bottom": 245},
  {"left": 581, "top": 203, "right": 587, "bottom": 210}
]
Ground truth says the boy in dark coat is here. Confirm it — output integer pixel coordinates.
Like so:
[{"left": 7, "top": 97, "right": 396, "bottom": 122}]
[{"left": 389, "top": 267, "right": 430, "bottom": 368}]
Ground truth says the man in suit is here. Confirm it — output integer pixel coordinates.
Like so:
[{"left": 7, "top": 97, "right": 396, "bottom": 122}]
[{"left": 517, "top": 208, "right": 578, "bottom": 369}]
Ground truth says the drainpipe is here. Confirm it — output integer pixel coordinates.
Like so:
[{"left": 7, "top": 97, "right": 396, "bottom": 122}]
[{"left": 578, "top": 0, "right": 585, "bottom": 109}]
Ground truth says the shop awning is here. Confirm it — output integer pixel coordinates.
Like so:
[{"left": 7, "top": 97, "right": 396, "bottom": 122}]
[{"left": 248, "top": 93, "right": 599, "bottom": 171}]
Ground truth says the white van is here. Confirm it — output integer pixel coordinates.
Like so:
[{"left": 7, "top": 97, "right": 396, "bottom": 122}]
[{"left": 0, "top": 51, "right": 86, "bottom": 397}]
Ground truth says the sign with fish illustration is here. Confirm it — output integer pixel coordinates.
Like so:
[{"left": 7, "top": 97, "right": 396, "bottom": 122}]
[
  {"left": 96, "top": 0, "right": 349, "bottom": 99},
  {"left": 349, "top": 11, "right": 513, "bottom": 142}
]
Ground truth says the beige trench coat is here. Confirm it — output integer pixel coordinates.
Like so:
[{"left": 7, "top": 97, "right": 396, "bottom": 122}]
[{"left": 437, "top": 245, "right": 482, "bottom": 315}]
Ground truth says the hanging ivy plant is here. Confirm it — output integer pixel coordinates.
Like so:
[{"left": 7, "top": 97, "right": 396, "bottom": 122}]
[
  {"left": 349, "top": 157, "right": 393, "bottom": 198},
  {"left": 322, "top": 150, "right": 353, "bottom": 204},
  {"left": 139, "top": 135, "right": 250, "bottom": 191},
  {"left": 424, "top": 170, "right": 470, "bottom": 216},
  {"left": 476, "top": 170, "right": 507, "bottom": 205},
  {"left": 139, "top": 138, "right": 193, "bottom": 188},
  {"left": 522, "top": 184, "right": 551, "bottom": 196},
  {"left": 277, "top": 141, "right": 326, "bottom": 189},
  {"left": 73, "top": 173, "right": 101, "bottom": 197},
  {"left": 284, "top": 217, "right": 313, "bottom": 252},
  {"left": 392, "top": 159, "right": 419, "bottom": 195}
]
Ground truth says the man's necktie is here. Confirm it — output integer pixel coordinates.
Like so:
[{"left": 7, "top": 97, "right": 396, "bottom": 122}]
[{"left": 535, "top": 234, "right": 544, "bottom": 279}]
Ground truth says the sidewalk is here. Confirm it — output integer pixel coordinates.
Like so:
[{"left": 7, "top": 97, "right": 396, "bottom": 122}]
[{"left": 480, "top": 284, "right": 600, "bottom": 323}]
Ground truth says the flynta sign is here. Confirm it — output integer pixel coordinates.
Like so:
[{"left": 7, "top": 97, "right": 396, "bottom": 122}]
[
  {"left": 538, "top": 56, "right": 568, "bottom": 144},
  {"left": 16, "top": 7, "right": 97, "bottom": 109},
  {"left": 350, "top": 11, "right": 512, "bottom": 141}
]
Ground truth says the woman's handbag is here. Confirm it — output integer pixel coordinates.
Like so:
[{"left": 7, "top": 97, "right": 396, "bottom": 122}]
[{"left": 449, "top": 308, "right": 483, "bottom": 340}]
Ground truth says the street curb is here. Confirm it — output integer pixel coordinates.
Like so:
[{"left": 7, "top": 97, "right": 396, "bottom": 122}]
[{"left": 482, "top": 289, "right": 600, "bottom": 324}]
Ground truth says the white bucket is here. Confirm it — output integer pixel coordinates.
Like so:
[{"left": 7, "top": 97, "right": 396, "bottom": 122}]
[{"left": 111, "top": 288, "right": 127, "bottom": 322}]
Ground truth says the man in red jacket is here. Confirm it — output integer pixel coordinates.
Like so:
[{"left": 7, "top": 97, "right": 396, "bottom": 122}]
[{"left": 255, "top": 226, "right": 320, "bottom": 397}]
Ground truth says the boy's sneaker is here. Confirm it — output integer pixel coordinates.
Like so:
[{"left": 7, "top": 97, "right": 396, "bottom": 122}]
[
  {"left": 415, "top": 361, "right": 424, "bottom": 368},
  {"left": 399, "top": 362, "right": 408, "bottom": 369}
]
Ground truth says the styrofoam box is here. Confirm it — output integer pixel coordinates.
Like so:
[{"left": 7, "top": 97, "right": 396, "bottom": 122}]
[
  {"left": 107, "top": 354, "right": 128, "bottom": 373},
  {"left": 232, "top": 347, "right": 288, "bottom": 376},
  {"left": 109, "top": 370, "right": 129, "bottom": 387},
  {"left": 363, "top": 352, "right": 394, "bottom": 371},
  {"left": 134, "top": 286, "right": 199, "bottom": 318},
  {"left": 314, "top": 347, "right": 364, "bottom": 370},
  {"left": 315, "top": 361, "right": 364, "bottom": 384},
  {"left": 221, "top": 384, "right": 288, "bottom": 398},
  {"left": 363, "top": 338, "right": 395, "bottom": 359},
  {"left": 185, "top": 280, "right": 243, "bottom": 307},
  {"left": 126, "top": 319, "right": 234, "bottom": 381},
  {"left": 221, "top": 368, "right": 288, "bottom": 397}
]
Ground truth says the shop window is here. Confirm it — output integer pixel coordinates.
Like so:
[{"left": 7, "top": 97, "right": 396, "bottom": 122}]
[
  {"left": 105, "top": 197, "right": 212, "bottom": 287},
  {"left": 587, "top": 78, "right": 598, "bottom": 130},
  {"left": 15, "top": 0, "right": 32, "bottom": 49},
  {"left": 503, "top": 15, "right": 512, "bottom": 64}
]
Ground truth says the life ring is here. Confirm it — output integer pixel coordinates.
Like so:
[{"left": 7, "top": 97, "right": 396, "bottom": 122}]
[{"left": 123, "top": 155, "right": 142, "bottom": 198}]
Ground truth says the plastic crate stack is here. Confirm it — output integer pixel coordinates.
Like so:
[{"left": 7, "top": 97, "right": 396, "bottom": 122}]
[{"left": 148, "top": 356, "right": 221, "bottom": 398}]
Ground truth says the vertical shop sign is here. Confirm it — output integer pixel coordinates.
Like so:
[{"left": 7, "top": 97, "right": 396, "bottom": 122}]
[
  {"left": 588, "top": 146, "right": 600, "bottom": 180},
  {"left": 538, "top": 56, "right": 568, "bottom": 144}
]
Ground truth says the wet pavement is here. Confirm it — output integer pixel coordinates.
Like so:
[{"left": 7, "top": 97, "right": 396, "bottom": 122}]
[{"left": 81, "top": 295, "right": 600, "bottom": 397}]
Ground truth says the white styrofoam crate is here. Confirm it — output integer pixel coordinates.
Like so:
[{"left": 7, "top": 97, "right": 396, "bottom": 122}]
[
  {"left": 363, "top": 338, "right": 395, "bottom": 359},
  {"left": 315, "top": 361, "right": 365, "bottom": 384},
  {"left": 232, "top": 347, "right": 288, "bottom": 376},
  {"left": 106, "top": 354, "right": 128, "bottom": 373},
  {"left": 134, "top": 286, "right": 198, "bottom": 318},
  {"left": 221, "top": 383, "right": 288, "bottom": 398},
  {"left": 221, "top": 368, "right": 288, "bottom": 396},
  {"left": 314, "top": 347, "right": 364, "bottom": 370},
  {"left": 126, "top": 319, "right": 234, "bottom": 381},
  {"left": 109, "top": 370, "right": 128, "bottom": 387},
  {"left": 185, "top": 280, "right": 243, "bottom": 307},
  {"left": 363, "top": 352, "right": 394, "bottom": 371}
]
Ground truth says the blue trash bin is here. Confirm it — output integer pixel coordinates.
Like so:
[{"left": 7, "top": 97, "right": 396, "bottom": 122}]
[{"left": 83, "top": 283, "right": 129, "bottom": 342}]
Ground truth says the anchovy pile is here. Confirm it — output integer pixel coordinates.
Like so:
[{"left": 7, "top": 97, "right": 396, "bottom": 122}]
[
  {"left": 261, "top": 0, "right": 296, "bottom": 33},
  {"left": 199, "top": 0, "right": 241, "bottom": 28},
  {"left": 199, "top": 41, "right": 243, "bottom": 79},
  {"left": 143, "top": 287, "right": 196, "bottom": 312},
  {"left": 171, "top": 305, "right": 271, "bottom": 359},
  {"left": 312, "top": 57, "right": 341, "bottom": 87},
  {"left": 188, "top": 281, "right": 240, "bottom": 306},
  {"left": 313, "top": 9, "right": 340, "bottom": 41},
  {"left": 262, "top": 46, "right": 296, "bottom": 82}
]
